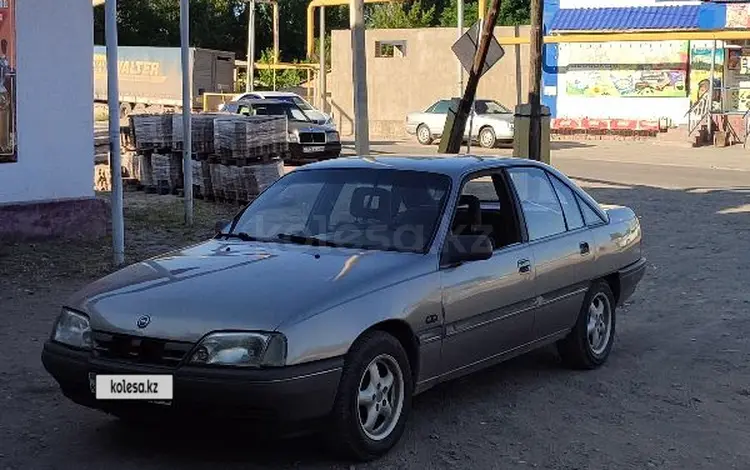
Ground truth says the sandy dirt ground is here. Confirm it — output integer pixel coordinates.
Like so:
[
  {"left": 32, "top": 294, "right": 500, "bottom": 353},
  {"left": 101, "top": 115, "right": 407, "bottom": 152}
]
[{"left": 1, "top": 142, "right": 749, "bottom": 469}]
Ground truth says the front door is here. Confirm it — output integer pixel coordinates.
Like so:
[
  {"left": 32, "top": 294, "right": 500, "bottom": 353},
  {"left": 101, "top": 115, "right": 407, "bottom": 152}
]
[{"left": 438, "top": 171, "right": 536, "bottom": 378}]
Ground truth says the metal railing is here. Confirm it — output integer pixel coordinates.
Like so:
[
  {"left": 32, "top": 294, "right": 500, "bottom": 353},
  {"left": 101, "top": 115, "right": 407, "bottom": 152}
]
[{"left": 686, "top": 92, "right": 711, "bottom": 138}]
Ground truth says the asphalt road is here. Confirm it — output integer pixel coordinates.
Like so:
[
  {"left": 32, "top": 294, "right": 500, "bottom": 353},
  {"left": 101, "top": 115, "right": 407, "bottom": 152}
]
[{"left": 2, "top": 141, "right": 750, "bottom": 469}]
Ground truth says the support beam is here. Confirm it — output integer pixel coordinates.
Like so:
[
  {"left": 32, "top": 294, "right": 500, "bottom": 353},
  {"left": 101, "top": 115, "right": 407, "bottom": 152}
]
[
  {"left": 527, "top": 0, "right": 543, "bottom": 161},
  {"left": 180, "top": 0, "right": 194, "bottom": 226},
  {"left": 306, "top": 0, "right": 395, "bottom": 59},
  {"left": 246, "top": 0, "right": 256, "bottom": 93},
  {"left": 439, "top": 0, "right": 503, "bottom": 154},
  {"left": 105, "top": 0, "right": 124, "bottom": 265},
  {"left": 273, "top": 2, "right": 279, "bottom": 90},
  {"left": 350, "top": 0, "right": 370, "bottom": 155},
  {"left": 457, "top": 0, "right": 464, "bottom": 96},
  {"left": 319, "top": 6, "right": 327, "bottom": 112},
  {"left": 491, "top": 30, "right": 750, "bottom": 45}
]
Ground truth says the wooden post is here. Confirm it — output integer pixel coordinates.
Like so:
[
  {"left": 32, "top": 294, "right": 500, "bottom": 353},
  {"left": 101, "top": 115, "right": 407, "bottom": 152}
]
[
  {"left": 438, "top": 0, "right": 503, "bottom": 154},
  {"left": 527, "top": 0, "right": 544, "bottom": 161}
]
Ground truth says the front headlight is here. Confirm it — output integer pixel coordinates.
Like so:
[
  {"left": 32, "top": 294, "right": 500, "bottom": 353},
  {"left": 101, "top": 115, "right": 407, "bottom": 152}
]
[
  {"left": 326, "top": 130, "right": 340, "bottom": 143},
  {"left": 189, "top": 332, "right": 287, "bottom": 367},
  {"left": 287, "top": 131, "right": 299, "bottom": 143},
  {"left": 52, "top": 309, "right": 93, "bottom": 350}
]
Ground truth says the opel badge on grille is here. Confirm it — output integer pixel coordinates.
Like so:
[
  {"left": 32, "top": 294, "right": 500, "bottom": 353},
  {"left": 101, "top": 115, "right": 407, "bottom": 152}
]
[{"left": 136, "top": 315, "right": 151, "bottom": 329}]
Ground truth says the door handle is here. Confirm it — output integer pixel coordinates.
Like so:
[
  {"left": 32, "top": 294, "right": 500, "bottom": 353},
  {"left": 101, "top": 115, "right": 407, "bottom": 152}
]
[
  {"left": 517, "top": 259, "right": 531, "bottom": 273},
  {"left": 580, "top": 242, "right": 590, "bottom": 255}
]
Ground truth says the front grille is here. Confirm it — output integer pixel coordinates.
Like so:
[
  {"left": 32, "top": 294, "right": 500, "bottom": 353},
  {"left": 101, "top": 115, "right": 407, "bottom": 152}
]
[
  {"left": 298, "top": 132, "right": 326, "bottom": 144},
  {"left": 92, "top": 331, "right": 194, "bottom": 367}
]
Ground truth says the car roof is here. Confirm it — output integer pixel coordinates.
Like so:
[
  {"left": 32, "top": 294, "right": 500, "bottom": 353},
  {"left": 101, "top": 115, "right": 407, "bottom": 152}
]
[
  {"left": 297, "top": 155, "right": 551, "bottom": 178},
  {"left": 245, "top": 91, "right": 300, "bottom": 98},
  {"left": 231, "top": 98, "right": 289, "bottom": 105}
]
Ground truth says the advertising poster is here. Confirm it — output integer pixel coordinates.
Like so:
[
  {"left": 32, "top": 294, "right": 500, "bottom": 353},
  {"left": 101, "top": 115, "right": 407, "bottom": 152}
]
[
  {"left": 0, "top": 0, "right": 15, "bottom": 163},
  {"left": 565, "top": 41, "right": 689, "bottom": 98},
  {"left": 726, "top": 4, "right": 750, "bottom": 29},
  {"left": 688, "top": 41, "right": 724, "bottom": 106}
]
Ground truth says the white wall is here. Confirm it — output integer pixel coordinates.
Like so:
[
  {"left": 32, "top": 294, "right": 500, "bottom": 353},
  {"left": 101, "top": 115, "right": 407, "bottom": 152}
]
[
  {"left": 555, "top": 42, "right": 691, "bottom": 124},
  {"left": 0, "top": 0, "right": 94, "bottom": 204}
]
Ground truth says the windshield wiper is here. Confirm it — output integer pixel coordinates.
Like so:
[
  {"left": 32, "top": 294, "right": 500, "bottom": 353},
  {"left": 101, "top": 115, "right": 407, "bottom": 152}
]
[
  {"left": 275, "top": 233, "right": 341, "bottom": 248},
  {"left": 216, "top": 231, "right": 258, "bottom": 241}
]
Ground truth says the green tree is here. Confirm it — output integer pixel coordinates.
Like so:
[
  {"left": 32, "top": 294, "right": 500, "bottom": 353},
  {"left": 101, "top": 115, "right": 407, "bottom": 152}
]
[
  {"left": 367, "top": 0, "right": 436, "bottom": 29},
  {"left": 256, "top": 48, "right": 306, "bottom": 89},
  {"left": 439, "top": 0, "right": 478, "bottom": 27},
  {"left": 438, "top": 0, "right": 529, "bottom": 27}
]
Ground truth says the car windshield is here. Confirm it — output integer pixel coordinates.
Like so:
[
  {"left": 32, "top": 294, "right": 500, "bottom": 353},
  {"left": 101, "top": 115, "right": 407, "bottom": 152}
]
[
  {"left": 230, "top": 168, "right": 452, "bottom": 253},
  {"left": 475, "top": 100, "right": 511, "bottom": 115},
  {"left": 249, "top": 102, "right": 311, "bottom": 122}
]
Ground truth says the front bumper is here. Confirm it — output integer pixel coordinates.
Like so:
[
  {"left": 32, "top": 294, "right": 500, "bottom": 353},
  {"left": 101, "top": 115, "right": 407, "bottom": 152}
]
[
  {"left": 618, "top": 257, "right": 647, "bottom": 306},
  {"left": 288, "top": 142, "right": 342, "bottom": 161},
  {"left": 41, "top": 340, "right": 343, "bottom": 426}
]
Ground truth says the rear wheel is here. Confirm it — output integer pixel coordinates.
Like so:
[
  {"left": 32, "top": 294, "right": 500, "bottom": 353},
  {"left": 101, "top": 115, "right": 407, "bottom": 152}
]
[
  {"left": 327, "top": 331, "right": 413, "bottom": 461},
  {"left": 478, "top": 126, "right": 497, "bottom": 148},
  {"left": 558, "top": 281, "right": 616, "bottom": 369},
  {"left": 416, "top": 124, "right": 433, "bottom": 145}
]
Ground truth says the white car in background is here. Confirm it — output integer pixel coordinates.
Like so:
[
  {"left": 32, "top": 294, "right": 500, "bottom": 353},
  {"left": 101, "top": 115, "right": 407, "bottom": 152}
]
[
  {"left": 229, "top": 91, "right": 335, "bottom": 128},
  {"left": 406, "top": 98, "right": 515, "bottom": 148}
]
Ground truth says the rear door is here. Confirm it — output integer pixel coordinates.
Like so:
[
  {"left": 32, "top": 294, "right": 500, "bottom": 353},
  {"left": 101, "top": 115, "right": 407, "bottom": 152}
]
[{"left": 506, "top": 167, "right": 596, "bottom": 340}]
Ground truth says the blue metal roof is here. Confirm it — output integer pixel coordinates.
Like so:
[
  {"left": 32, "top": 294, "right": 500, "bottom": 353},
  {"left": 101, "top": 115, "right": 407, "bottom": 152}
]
[{"left": 549, "top": 6, "right": 702, "bottom": 32}]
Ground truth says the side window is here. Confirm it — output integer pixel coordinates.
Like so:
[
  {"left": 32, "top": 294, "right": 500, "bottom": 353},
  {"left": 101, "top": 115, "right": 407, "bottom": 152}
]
[
  {"left": 578, "top": 195, "right": 606, "bottom": 226},
  {"left": 237, "top": 105, "right": 251, "bottom": 116},
  {"left": 431, "top": 100, "right": 451, "bottom": 114},
  {"left": 550, "top": 175, "right": 584, "bottom": 230},
  {"left": 508, "top": 167, "right": 567, "bottom": 241}
]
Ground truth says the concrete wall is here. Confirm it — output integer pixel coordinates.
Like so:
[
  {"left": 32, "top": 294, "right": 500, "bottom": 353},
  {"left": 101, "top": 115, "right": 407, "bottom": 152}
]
[
  {"left": 0, "top": 0, "right": 94, "bottom": 205},
  {"left": 330, "top": 27, "right": 531, "bottom": 138}
]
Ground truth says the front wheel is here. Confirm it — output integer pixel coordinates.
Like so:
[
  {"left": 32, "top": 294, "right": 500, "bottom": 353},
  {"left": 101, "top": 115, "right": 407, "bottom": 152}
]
[
  {"left": 557, "top": 281, "right": 616, "bottom": 369},
  {"left": 327, "top": 331, "right": 413, "bottom": 461},
  {"left": 416, "top": 124, "right": 433, "bottom": 145},
  {"left": 478, "top": 126, "right": 497, "bottom": 148}
]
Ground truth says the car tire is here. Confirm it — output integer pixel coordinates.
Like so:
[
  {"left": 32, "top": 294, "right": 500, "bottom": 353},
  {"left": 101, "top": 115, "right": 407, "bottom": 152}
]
[
  {"left": 478, "top": 126, "right": 497, "bottom": 148},
  {"left": 557, "top": 280, "right": 616, "bottom": 370},
  {"left": 327, "top": 330, "right": 413, "bottom": 461},
  {"left": 416, "top": 124, "right": 433, "bottom": 145}
]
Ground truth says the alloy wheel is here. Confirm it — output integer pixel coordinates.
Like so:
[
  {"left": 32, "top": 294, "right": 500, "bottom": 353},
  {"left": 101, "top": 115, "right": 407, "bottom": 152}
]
[
  {"left": 587, "top": 292, "right": 612, "bottom": 356},
  {"left": 356, "top": 354, "right": 405, "bottom": 441}
]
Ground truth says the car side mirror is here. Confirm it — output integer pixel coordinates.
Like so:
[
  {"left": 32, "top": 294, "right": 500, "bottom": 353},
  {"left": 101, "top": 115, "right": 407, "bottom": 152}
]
[
  {"left": 441, "top": 234, "right": 493, "bottom": 267},
  {"left": 214, "top": 219, "right": 230, "bottom": 234}
]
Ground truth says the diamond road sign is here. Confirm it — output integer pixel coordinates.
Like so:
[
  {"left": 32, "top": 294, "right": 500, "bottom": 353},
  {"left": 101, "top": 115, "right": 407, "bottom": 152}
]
[{"left": 451, "top": 20, "right": 505, "bottom": 77}]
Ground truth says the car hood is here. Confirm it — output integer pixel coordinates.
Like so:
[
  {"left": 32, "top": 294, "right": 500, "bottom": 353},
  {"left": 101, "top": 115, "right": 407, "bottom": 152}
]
[
  {"left": 288, "top": 121, "right": 335, "bottom": 133},
  {"left": 66, "top": 239, "right": 433, "bottom": 342}
]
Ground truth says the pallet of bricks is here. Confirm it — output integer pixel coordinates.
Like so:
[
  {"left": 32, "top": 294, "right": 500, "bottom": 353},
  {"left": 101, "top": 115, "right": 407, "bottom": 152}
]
[
  {"left": 129, "top": 114, "right": 182, "bottom": 195},
  {"left": 210, "top": 115, "right": 287, "bottom": 204},
  {"left": 173, "top": 113, "right": 221, "bottom": 200}
]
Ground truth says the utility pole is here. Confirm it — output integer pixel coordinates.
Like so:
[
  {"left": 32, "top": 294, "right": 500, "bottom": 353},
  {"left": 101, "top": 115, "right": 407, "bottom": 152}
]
[
  {"left": 320, "top": 6, "right": 327, "bottom": 112},
  {"left": 180, "top": 0, "right": 193, "bottom": 226},
  {"left": 439, "top": 0, "right": 503, "bottom": 154},
  {"left": 273, "top": 1, "right": 279, "bottom": 91},
  {"left": 457, "top": 0, "right": 464, "bottom": 96},
  {"left": 527, "top": 0, "right": 543, "bottom": 161},
  {"left": 105, "top": 0, "right": 124, "bottom": 265},
  {"left": 350, "top": 0, "right": 370, "bottom": 155},
  {"left": 246, "top": 0, "right": 256, "bottom": 93}
]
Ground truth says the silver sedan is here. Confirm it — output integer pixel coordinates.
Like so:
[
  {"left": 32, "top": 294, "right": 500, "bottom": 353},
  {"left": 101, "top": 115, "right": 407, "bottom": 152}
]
[
  {"left": 42, "top": 156, "right": 646, "bottom": 461},
  {"left": 406, "top": 99, "right": 515, "bottom": 147}
]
